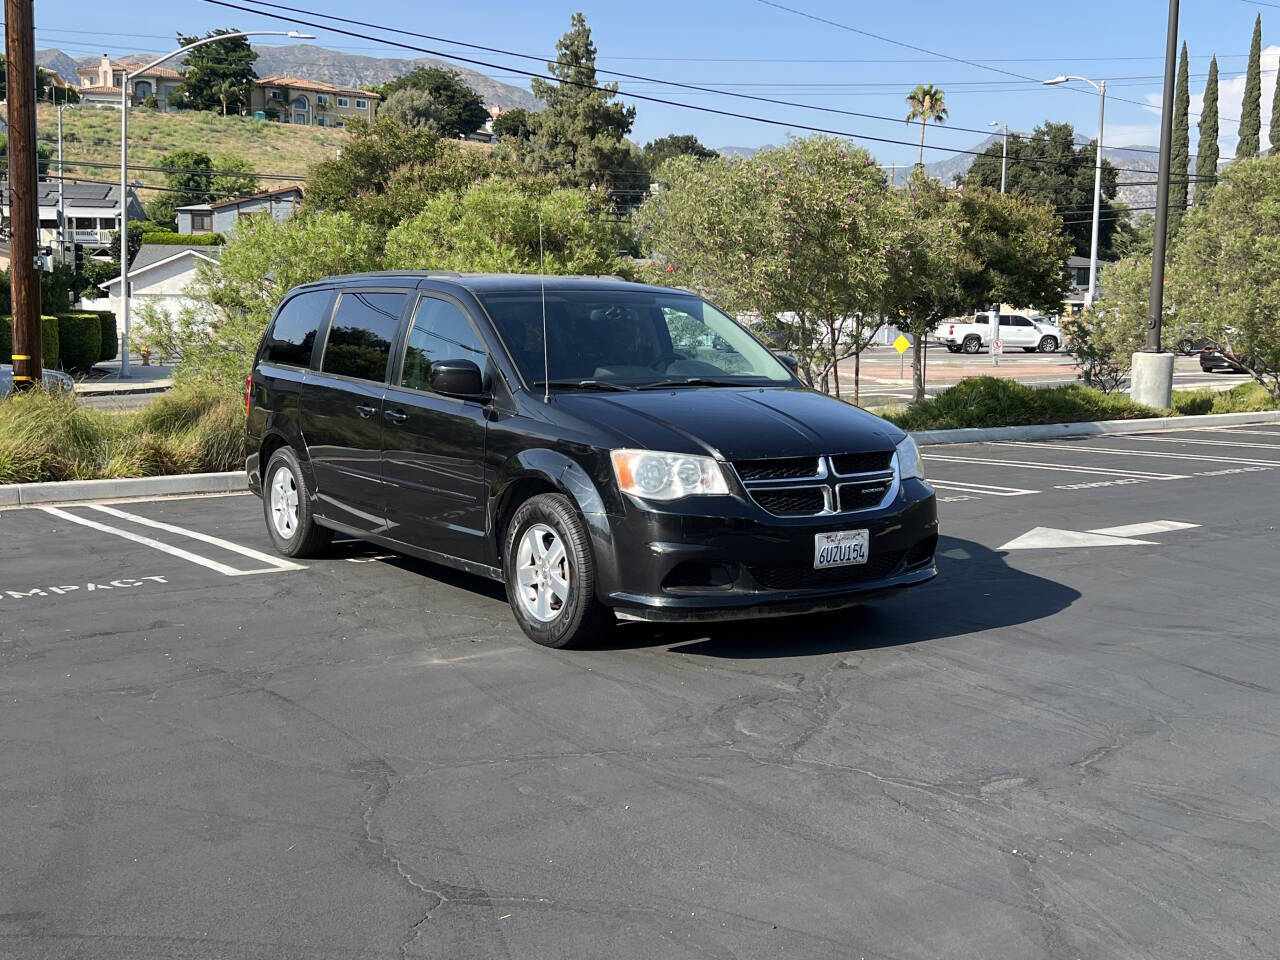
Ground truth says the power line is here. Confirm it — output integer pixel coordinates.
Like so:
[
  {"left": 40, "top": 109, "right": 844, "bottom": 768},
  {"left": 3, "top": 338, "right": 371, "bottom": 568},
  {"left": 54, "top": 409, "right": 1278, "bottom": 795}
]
[
  {"left": 207, "top": 0, "right": 1188, "bottom": 175},
  {"left": 752, "top": 0, "right": 1244, "bottom": 128}
]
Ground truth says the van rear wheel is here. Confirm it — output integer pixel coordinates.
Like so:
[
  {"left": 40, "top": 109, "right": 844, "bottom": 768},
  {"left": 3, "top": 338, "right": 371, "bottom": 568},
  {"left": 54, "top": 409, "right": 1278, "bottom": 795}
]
[
  {"left": 504, "top": 493, "right": 612, "bottom": 648},
  {"left": 263, "top": 447, "right": 332, "bottom": 558}
]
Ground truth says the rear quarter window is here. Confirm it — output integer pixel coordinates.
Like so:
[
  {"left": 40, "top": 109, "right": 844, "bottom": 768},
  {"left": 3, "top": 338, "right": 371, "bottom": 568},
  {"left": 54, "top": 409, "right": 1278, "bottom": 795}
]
[{"left": 263, "top": 291, "right": 333, "bottom": 368}]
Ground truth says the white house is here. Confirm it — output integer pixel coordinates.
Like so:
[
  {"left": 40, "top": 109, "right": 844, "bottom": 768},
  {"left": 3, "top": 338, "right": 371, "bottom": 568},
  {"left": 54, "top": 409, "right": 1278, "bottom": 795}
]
[
  {"left": 0, "top": 180, "right": 144, "bottom": 255},
  {"left": 101, "top": 243, "right": 220, "bottom": 321}
]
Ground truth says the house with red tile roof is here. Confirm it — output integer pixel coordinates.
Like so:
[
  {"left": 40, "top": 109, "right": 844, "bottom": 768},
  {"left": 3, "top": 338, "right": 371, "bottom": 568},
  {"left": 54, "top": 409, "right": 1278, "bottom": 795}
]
[{"left": 249, "top": 75, "right": 380, "bottom": 127}]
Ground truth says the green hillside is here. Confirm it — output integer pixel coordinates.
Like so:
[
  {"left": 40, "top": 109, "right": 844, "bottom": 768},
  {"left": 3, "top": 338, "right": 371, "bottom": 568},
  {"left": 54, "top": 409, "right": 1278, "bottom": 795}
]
[{"left": 36, "top": 104, "right": 348, "bottom": 196}]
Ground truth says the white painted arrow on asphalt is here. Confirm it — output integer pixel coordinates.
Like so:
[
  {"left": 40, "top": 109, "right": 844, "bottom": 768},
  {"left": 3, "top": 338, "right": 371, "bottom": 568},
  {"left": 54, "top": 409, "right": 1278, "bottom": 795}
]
[{"left": 999, "top": 520, "right": 1199, "bottom": 551}]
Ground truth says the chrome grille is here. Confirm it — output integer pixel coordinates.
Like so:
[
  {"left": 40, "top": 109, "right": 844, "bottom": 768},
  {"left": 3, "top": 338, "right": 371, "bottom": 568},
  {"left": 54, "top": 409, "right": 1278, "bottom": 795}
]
[{"left": 732, "top": 451, "right": 898, "bottom": 518}]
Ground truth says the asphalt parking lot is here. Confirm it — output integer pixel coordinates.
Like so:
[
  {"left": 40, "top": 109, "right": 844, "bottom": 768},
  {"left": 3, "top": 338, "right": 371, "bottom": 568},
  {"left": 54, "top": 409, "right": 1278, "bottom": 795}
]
[{"left": 3, "top": 423, "right": 1279, "bottom": 959}]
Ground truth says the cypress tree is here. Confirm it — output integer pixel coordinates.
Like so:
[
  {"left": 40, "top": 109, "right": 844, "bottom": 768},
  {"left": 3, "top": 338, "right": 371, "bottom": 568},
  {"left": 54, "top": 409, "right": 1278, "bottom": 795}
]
[
  {"left": 1196, "top": 56, "right": 1220, "bottom": 203},
  {"left": 1272, "top": 44, "right": 1280, "bottom": 154},
  {"left": 1238, "top": 14, "right": 1263, "bottom": 158},
  {"left": 1169, "top": 41, "right": 1190, "bottom": 240}
]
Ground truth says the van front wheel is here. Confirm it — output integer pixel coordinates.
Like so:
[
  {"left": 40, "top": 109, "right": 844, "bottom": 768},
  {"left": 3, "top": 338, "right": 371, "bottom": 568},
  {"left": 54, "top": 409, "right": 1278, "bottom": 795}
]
[{"left": 504, "top": 493, "right": 612, "bottom": 648}]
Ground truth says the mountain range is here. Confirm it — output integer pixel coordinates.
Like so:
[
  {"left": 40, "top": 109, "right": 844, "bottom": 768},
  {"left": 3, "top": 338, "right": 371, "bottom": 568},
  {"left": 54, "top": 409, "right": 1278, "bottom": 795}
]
[{"left": 36, "top": 43, "right": 540, "bottom": 111}]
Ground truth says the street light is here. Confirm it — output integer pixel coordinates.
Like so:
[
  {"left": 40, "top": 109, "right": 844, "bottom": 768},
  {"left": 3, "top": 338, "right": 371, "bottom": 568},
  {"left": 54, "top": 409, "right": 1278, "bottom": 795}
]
[
  {"left": 117, "top": 29, "right": 314, "bottom": 377},
  {"left": 988, "top": 120, "right": 1008, "bottom": 194},
  {"left": 1043, "top": 73, "right": 1106, "bottom": 311}
]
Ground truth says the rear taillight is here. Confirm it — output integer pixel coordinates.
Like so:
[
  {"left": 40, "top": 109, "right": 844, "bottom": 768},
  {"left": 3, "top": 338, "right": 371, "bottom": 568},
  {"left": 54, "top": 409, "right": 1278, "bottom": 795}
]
[
  {"left": 948, "top": 325, "right": 954, "bottom": 335},
  {"left": 245, "top": 375, "right": 252, "bottom": 417}
]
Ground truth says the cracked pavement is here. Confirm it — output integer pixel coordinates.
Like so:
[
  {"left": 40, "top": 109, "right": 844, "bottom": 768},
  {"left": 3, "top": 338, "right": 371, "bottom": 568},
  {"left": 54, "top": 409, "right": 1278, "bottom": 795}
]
[{"left": 2, "top": 431, "right": 1278, "bottom": 959}]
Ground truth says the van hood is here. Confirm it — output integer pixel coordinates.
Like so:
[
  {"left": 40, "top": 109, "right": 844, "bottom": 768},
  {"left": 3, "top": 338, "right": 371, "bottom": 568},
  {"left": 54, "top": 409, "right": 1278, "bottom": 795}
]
[{"left": 548, "top": 386, "right": 903, "bottom": 461}]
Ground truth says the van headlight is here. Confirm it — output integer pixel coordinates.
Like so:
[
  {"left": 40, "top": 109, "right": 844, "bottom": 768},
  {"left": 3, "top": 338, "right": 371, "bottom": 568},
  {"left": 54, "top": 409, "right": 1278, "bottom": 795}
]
[
  {"left": 896, "top": 435, "right": 925, "bottom": 480},
  {"left": 610, "top": 449, "right": 729, "bottom": 500}
]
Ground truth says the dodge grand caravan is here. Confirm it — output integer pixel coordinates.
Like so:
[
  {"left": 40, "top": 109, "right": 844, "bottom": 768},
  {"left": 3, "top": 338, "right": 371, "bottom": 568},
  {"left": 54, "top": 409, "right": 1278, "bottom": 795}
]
[{"left": 246, "top": 273, "right": 939, "bottom": 648}]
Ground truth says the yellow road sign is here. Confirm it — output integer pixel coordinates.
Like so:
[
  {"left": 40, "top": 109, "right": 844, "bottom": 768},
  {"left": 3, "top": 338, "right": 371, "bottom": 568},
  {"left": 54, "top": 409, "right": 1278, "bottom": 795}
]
[{"left": 893, "top": 334, "right": 911, "bottom": 355}]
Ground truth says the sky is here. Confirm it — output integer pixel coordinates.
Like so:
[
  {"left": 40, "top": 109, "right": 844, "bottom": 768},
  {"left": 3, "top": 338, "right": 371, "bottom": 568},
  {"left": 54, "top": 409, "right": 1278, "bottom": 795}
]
[{"left": 33, "top": 0, "right": 1280, "bottom": 167}]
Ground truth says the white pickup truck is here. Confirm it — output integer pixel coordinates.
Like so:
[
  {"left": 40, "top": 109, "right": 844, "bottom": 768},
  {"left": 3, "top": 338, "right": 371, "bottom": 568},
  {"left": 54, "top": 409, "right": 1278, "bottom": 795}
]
[{"left": 939, "top": 312, "right": 1063, "bottom": 354}]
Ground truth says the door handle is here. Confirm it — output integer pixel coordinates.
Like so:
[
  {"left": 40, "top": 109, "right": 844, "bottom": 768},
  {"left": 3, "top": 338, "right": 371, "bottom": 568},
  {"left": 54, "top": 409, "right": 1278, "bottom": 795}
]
[
  {"left": 384, "top": 408, "right": 408, "bottom": 424},
  {"left": 355, "top": 403, "right": 377, "bottom": 419}
]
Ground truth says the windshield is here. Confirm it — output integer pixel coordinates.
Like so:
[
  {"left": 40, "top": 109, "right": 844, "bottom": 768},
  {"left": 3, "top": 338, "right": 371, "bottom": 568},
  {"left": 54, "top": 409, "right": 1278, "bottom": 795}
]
[{"left": 476, "top": 289, "right": 795, "bottom": 389}]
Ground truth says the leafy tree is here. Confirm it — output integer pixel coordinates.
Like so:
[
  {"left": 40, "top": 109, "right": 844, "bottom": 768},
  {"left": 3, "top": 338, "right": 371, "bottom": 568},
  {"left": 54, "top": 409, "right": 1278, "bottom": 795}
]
[
  {"left": 1061, "top": 256, "right": 1164, "bottom": 392},
  {"left": 385, "top": 178, "right": 627, "bottom": 275},
  {"left": 302, "top": 117, "right": 498, "bottom": 232},
  {"left": 905, "top": 84, "right": 947, "bottom": 166},
  {"left": 1170, "top": 155, "right": 1280, "bottom": 400},
  {"left": 492, "top": 107, "right": 534, "bottom": 142},
  {"left": 108, "top": 221, "right": 154, "bottom": 267},
  {"left": 635, "top": 137, "right": 902, "bottom": 401},
  {"left": 382, "top": 88, "right": 444, "bottom": 132},
  {"left": 641, "top": 134, "right": 716, "bottom": 177},
  {"left": 376, "top": 66, "right": 488, "bottom": 138},
  {"left": 1111, "top": 210, "right": 1155, "bottom": 260},
  {"left": 965, "top": 121, "right": 1120, "bottom": 259},
  {"left": 164, "top": 213, "right": 384, "bottom": 385},
  {"left": 209, "top": 153, "right": 259, "bottom": 201},
  {"left": 1238, "top": 14, "right": 1263, "bottom": 159},
  {"left": 520, "top": 13, "right": 639, "bottom": 197},
  {"left": 1195, "top": 56, "right": 1220, "bottom": 204},
  {"left": 891, "top": 173, "right": 1071, "bottom": 401},
  {"left": 175, "top": 29, "right": 258, "bottom": 114},
  {"left": 1168, "top": 41, "right": 1190, "bottom": 242}
]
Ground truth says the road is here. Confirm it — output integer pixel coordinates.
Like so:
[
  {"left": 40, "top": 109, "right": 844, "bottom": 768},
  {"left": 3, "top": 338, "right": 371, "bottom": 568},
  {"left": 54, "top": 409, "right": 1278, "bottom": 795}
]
[
  {"left": 843, "top": 346, "right": 1250, "bottom": 407},
  {"left": 2, "top": 423, "right": 1279, "bottom": 959}
]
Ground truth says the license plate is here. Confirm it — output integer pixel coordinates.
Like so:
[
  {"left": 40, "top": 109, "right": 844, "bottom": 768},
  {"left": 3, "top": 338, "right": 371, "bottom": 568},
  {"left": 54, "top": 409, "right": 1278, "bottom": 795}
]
[{"left": 814, "top": 529, "right": 869, "bottom": 569}]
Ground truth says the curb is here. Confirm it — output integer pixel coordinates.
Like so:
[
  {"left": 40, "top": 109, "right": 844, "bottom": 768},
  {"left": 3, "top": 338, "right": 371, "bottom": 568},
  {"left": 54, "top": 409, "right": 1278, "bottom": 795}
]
[
  {"left": 910, "top": 409, "right": 1280, "bottom": 446},
  {"left": 0, "top": 471, "right": 245, "bottom": 508}
]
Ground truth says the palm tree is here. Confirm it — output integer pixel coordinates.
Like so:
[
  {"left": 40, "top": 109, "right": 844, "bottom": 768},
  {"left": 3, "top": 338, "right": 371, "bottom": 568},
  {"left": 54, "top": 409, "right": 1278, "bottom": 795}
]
[
  {"left": 905, "top": 84, "right": 948, "bottom": 167},
  {"left": 216, "top": 78, "right": 247, "bottom": 117}
]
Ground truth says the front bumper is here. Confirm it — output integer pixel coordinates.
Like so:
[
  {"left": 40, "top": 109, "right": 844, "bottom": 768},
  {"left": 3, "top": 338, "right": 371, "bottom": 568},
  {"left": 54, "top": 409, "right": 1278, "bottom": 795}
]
[{"left": 598, "top": 480, "right": 939, "bottom": 622}]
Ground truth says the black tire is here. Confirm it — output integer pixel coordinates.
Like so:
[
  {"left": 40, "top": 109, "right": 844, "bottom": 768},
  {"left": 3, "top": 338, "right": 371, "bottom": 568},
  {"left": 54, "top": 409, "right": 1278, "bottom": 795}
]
[
  {"left": 946, "top": 345, "right": 962, "bottom": 354},
  {"left": 1021, "top": 347, "right": 1037, "bottom": 353},
  {"left": 1176, "top": 337, "right": 1193, "bottom": 356},
  {"left": 962, "top": 335, "right": 982, "bottom": 355},
  {"left": 504, "top": 493, "right": 612, "bottom": 648},
  {"left": 1038, "top": 336, "right": 1059, "bottom": 353},
  {"left": 262, "top": 447, "right": 332, "bottom": 558}
]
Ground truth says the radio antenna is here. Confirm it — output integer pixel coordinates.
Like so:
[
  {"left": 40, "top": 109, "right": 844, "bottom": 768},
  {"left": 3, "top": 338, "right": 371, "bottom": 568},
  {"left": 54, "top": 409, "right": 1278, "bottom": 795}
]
[{"left": 539, "top": 213, "right": 550, "bottom": 404}]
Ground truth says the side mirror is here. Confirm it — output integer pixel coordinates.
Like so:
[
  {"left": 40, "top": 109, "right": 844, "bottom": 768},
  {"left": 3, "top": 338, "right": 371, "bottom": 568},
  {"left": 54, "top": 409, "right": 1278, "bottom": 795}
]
[
  {"left": 774, "top": 352, "right": 800, "bottom": 373},
  {"left": 429, "top": 358, "right": 487, "bottom": 400}
]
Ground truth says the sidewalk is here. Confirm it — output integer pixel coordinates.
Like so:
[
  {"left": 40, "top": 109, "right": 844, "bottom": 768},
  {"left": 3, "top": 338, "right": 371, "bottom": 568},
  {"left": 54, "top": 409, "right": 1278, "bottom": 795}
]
[{"left": 75, "top": 360, "right": 173, "bottom": 397}]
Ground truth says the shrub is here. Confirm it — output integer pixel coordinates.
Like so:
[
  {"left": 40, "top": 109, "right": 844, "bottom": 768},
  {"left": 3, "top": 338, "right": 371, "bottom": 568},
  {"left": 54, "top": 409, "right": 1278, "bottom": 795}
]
[
  {"left": 56, "top": 313, "right": 102, "bottom": 373},
  {"left": 1171, "top": 382, "right": 1278, "bottom": 415},
  {"left": 886, "top": 376, "right": 1161, "bottom": 431},
  {"left": 96, "top": 311, "right": 118, "bottom": 361},
  {"left": 141, "top": 231, "right": 225, "bottom": 246},
  {"left": 0, "top": 382, "right": 246, "bottom": 483},
  {"left": 1, "top": 316, "right": 60, "bottom": 367}
]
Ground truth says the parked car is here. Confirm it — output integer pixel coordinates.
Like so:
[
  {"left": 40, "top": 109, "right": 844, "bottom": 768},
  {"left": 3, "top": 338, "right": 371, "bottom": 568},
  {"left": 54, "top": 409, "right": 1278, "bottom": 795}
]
[
  {"left": 1199, "top": 345, "right": 1249, "bottom": 373},
  {"left": 0, "top": 364, "right": 74, "bottom": 399},
  {"left": 939, "top": 312, "right": 1062, "bottom": 354},
  {"left": 246, "top": 273, "right": 939, "bottom": 648}
]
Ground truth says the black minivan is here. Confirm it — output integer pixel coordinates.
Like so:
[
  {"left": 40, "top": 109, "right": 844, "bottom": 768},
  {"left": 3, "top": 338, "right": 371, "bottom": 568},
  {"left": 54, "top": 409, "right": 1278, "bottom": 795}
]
[{"left": 246, "top": 272, "right": 938, "bottom": 647}]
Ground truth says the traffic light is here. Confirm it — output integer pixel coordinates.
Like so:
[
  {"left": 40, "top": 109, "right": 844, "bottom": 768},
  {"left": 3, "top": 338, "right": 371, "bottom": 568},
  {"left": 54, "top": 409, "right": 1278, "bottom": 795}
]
[{"left": 74, "top": 243, "right": 84, "bottom": 274}]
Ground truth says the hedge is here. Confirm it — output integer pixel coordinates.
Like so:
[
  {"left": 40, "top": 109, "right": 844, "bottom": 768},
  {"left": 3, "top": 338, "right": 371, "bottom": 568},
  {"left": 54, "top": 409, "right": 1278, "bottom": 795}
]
[
  {"left": 56, "top": 310, "right": 118, "bottom": 362},
  {"left": 140, "top": 231, "right": 224, "bottom": 246},
  {"left": 57, "top": 314, "right": 102, "bottom": 373},
  {"left": 0, "top": 315, "right": 60, "bottom": 368}
]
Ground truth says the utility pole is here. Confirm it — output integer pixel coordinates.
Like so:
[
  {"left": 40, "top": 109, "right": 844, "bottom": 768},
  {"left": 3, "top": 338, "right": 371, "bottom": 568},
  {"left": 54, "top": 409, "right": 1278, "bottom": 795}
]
[
  {"left": 5, "top": 0, "right": 42, "bottom": 390},
  {"left": 989, "top": 121, "right": 1008, "bottom": 193},
  {"left": 1131, "top": 0, "right": 1179, "bottom": 409},
  {"left": 58, "top": 103, "right": 67, "bottom": 266}
]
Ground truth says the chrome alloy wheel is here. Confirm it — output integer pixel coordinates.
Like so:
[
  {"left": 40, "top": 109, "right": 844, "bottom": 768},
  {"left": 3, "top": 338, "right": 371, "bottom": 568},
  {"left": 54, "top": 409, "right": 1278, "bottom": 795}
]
[
  {"left": 269, "top": 465, "right": 299, "bottom": 539},
  {"left": 515, "top": 523, "right": 570, "bottom": 622}
]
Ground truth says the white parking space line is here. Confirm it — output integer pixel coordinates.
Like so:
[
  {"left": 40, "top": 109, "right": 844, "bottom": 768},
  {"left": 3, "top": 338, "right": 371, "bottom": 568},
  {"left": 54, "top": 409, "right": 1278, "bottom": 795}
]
[
  {"left": 1095, "top": 435, "right": 1280, "bottom": 451},
  {"left": 42, "top": 506, "right": 301, "bottom": 577},
  {"left": 88, "top": 504, "right": 304, "bottom": 573},
  {"left": 1198, "top": 426, "right": 1280, "bottom": 438},
  {"left": 928, "top": 479, "right": 1039, "bottom": 497},
  {"left": 923, "top": 454, "right": 1188, "bottom": 480},
  {"left": 1088, "top": 520, "right": 1199, "bottom": 537},
  {"left": 992, "top": 441, "right": 1280, "bottom": 468}
]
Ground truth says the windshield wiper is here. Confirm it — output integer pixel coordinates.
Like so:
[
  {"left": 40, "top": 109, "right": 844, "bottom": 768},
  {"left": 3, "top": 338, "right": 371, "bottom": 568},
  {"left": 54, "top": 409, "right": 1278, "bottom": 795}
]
[
  {"left": 636, "top": 377, "right": 748, "bottom": 390},
  {"left": 532, "top": 378, "right": 637, "bottom": 392}
]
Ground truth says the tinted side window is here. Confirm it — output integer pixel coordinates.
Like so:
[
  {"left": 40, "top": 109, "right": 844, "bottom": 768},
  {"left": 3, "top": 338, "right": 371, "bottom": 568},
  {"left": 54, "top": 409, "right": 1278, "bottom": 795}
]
[
  {"left": 400, "top": 297, "right": 489, "bottom": 392},
  {"left": 321, "top": 291, "right": 407, "bottom": 382},
  {"left": 1013, "top": 317, "right": 1033, "bottom": 327},
  {"left": 264, "top": 291, "right": 331, "bottom": 367}
]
